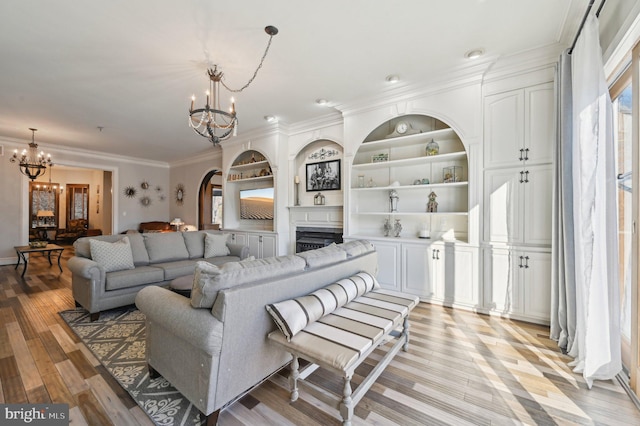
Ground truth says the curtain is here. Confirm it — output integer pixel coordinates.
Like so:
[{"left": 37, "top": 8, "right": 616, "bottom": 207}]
[
  {"left": 550, "top": 51, "right": 577, "bottom": 355},
  {"left": 561, "top": 12, "right": 621, "bottom": 388}
]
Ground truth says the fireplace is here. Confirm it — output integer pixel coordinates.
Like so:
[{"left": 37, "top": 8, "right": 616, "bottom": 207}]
[{"left": 296, "top": 227, "right": 343, "bottom": 253}]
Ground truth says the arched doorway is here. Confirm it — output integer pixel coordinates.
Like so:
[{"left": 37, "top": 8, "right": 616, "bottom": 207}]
[{"left": 198, "top": 169, "right": 223, "bottom": 230}]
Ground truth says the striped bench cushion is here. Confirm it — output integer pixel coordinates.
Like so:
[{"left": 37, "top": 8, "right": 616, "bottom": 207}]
[
  {"left": 268, "top": 289, "right": 419, "bottom": 371},
  {"left": 266, "top": 272, "right": 380, "bottom": 341}
]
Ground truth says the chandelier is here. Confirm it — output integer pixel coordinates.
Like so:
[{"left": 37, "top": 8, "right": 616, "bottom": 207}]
[
  {"left": 188, "top": 25, "right": 278, "bottom": 146},
  {"left": 10, "top": 128, "right": 52, "bottom": 181}
]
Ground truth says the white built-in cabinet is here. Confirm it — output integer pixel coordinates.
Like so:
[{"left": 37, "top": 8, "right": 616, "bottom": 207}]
[
  {"left": 346, "top": 115, "right": 478, "bottom": 308},
  {"left": 228, "top": 230, "right": 277, "bottom": 259},
  {"left": 482, "top": 80, "right": 555, "bottom": 325}
]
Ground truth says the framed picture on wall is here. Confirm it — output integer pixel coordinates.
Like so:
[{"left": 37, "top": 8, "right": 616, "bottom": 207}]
[{"left": 306, "top": 159, "right": 341, "bottom": 192}]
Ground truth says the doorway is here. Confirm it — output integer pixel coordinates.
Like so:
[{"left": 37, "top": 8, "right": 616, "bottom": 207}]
[{"left": 198, "top": 169, "right": 223, "bottom": 230}]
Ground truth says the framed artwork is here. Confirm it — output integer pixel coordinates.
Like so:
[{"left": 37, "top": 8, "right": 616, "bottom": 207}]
[{"left": 306, "top": 159, "right": 341, "bottom": 192}]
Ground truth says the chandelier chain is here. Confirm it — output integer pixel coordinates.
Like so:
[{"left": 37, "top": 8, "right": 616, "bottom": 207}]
[{"left": 220, "top": 34, "right": 275, "bottom": 93}]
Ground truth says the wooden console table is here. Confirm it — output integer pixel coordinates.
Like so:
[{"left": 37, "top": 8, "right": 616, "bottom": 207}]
[{"left": 14, "top": 244, "right": 64, "bottom": 278}]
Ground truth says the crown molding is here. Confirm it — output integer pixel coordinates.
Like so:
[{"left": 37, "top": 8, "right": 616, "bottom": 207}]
[{"left": 0, "top": 136, "right": 169, "bottom": 168}]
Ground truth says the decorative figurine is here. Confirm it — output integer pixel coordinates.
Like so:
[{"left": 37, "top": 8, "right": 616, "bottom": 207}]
[
  {"left": 427, "top": 191, "right": 438, "bottom": 212},
  {"left": 425, "top": 139, "right": 439, "bottom": 156},
  {"left": 383, "top": 218, "right": 392, "bottom": 237},
  {"left": 393, "top": 219, "right": 402, "bottom": 237},
  {"left": 389, "top": 189, "right": 399, "bottom": 212}
]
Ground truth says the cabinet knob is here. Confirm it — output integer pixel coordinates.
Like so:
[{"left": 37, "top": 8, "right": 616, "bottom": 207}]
[
  {"left": 519, "top": 171, "right": 524, "bottom": 183},
  {"left": 524, "top": 148, "right": 530, "bottom": 161},
  {"left": 524, "top": 256, "right": 529, "bottom": 268},
  {"left": 524, "top": 170, "right": 529, "bottom": 183},
  {"left": 519, "top": 255, "right": 524, "bottom": 268},
  {"left": 519, "top": 148, "right": 524, "bottom": 161}
]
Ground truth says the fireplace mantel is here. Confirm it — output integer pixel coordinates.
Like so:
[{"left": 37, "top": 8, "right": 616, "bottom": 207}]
[{"left": 288, "top": 205, "right": 343, "bottom": 227}]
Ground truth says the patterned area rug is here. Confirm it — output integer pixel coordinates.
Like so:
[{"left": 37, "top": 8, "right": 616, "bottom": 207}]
[{"left": 59, "top": 306, "right": 205, "bottom": 426}]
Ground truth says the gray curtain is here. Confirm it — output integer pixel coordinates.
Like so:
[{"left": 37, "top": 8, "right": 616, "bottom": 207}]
[{"left": 551, "top": 50, "right": 577, "bottom": 354}]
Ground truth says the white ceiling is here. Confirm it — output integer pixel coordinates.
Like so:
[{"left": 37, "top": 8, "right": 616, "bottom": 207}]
[{"left": 0, "top": 0, "right": 587, "bottom": 163}]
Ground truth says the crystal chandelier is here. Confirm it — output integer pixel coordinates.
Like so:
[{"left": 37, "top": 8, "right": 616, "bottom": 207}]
[
  {"left": 188, "top": 25, "right": 278, "bottom": 146},
  {"left": 10, "top": 128, "right": 52, "bottom": 181}
]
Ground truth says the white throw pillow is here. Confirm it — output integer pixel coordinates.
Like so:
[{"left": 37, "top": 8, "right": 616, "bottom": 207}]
[
  {"left": 89, "top": 237, "right": 135, "bottom": 273},
  {"left": 204, "top": 233, "right": 231, "bottom": 258}
]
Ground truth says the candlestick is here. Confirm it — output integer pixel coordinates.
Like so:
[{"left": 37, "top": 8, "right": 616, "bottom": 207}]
[
  {"left": 295, "top": 182, "right": 300, "bottom": 206},
  {"left": 294, "top": 175, "right": 300, "bottom": 184}
]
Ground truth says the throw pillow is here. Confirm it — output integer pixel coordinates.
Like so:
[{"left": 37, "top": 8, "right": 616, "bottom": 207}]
[
  {"left": 89, "top": 237, "right": 135, "bottom": 273},
  {"left": 190, "top": 261, "right": 223, "bottom": 309},
  {"left": 204, "top": 233, "right": 230, "bottom": 258},
  {"left": 266, "top": 271, "right": 380, "bottom": 341}
]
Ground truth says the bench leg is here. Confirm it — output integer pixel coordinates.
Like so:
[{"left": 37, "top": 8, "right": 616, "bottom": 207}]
[
  {"left": 402, "top": 316, "right": 411, "bottom": 352},
  {"left": 289, "top": 355, "right": 299, "bottom": 402},
  {"left": 339, "top": 374, "right": 354, "bottom": 426}
]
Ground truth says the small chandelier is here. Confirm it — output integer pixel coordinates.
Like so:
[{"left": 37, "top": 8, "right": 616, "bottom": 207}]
[
  {"left": 189, "top": 25, "right": 278, "bottom": 146},
  {"left": 10, "top": 128, "right": 52, "bottom": 181}
]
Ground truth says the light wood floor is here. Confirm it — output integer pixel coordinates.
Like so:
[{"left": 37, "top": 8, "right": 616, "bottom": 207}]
[{"left": 1, "top": 246, "right": 638, "bottom": 425}]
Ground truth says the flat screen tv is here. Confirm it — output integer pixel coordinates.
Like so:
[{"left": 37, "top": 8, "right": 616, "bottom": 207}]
[{"left": 240, "top": 187, "right": 274, "bottom": 220}]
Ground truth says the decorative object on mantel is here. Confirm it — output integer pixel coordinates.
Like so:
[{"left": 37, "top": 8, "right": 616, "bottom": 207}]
[
  {"left": 124, "top": 186, "right": 137, "bottom": 198},
  {"left": 140, "top": 181, "right": 150, "bottom": 190},
  {"left": 383, "top": 218, "right": 392, "bottom": 237},
  {"left": 188, "top": 26, "right": 278, "bottom": 146},
  {"left": 389, "top": 189, "right": 399, "bottom": 212},
  {"left": 140, "top": 196, "right": 151, "bottom": 207},
  {"left": 175, "top": 184, "right": 185, "bottom": 205},
  {"left": 294, "top": 175, "right": 300, "bottom": 206},
  {"left": 443, "top": 166, "right": 462, "bottom": 183},
  {"left": 393, "top": 219, "right": 402, "bottom": 237},
  {"left": 425, "top": 139, "right": 439, "bottom": 156},
  {"left": 10, "top": 128, "right": 52, "bottom": 181},
  {"left": 313, "top": 192, "right": 325, "bottom": 205},
  {"left": 427, "top": 191, "right": 438, "bottom": 212},
  {"left": 308, "top": 147, "right": 340, "bottom": 161}
]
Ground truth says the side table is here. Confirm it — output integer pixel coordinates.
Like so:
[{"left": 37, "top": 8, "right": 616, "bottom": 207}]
[{"left": 14, "top": 244, "right": 64, "bottom": 278}]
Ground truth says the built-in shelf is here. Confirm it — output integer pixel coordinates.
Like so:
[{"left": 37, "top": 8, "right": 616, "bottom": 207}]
[
  {"left": 227, "top": 175, "right": 273, "bottom": 183},
  {"left": 352, "top": 151, "right": 466, "bottom": 170},
  {"left": 357, "top": 128, "right": 457, "bottom": 153},
  {"left": 353, "top": 212, "right": 469, "bottom": 216},
  {"left": 229, "top": 160, "right": 270, "bottom": 171},
  {"left": 352, "top": 182, "right": 468, "bottom": 191}
]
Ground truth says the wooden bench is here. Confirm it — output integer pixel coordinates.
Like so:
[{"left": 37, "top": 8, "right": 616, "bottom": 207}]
[{"left": 268, "top": 287, "right": 418, "bottom": 426}]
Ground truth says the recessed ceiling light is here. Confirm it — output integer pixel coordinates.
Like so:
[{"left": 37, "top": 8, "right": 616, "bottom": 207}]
[
  {"left": 315, "top": 98, "right": 328, "bottom": 106},
  {"left": 264, "top": 115, "right": 277, "bottom": 123},
  {"left": 464, "top": 48, "right": 485, "bottom": 59},
  {"left": 385, "top": 74, "right": 400, "bottom": 83}
]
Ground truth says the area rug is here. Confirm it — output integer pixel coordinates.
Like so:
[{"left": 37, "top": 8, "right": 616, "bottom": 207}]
[{"left": 59, "top": 306, "right": 205, "bottom": 426}]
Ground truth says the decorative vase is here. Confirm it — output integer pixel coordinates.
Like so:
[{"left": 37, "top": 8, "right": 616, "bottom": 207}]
[
  {"left": 389, "top": 189, "right": 399, "bottom": 212},
  {"left": 426, "top": 139, "right": 439, "bottom": 156},
  {"left": 393, "top": 219, "right": 402, "bottom": 237},
  {"left": 383, "top": 218, "right": 392, "bottom": 237}
]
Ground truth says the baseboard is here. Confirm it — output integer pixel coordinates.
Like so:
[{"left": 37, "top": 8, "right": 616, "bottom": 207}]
[{"left": 0, "top": 256, "right": 18, "bottom": 266}]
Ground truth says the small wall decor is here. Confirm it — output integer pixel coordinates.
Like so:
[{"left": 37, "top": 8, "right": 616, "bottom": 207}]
[
  {"left": 308, "top": 147, "right": 340, "bottom": 161},
  {"left": 306, "top": 159, "right": 340, "bottom": 191},
  {"left": 140, "top": 196, "right": 152, "bottom": 207},
  {"left": 313, "top": 192, "right": 326, "bottom": 205},
  {"left": 155, "top": 185, "right": 162, "bottom": 192},
  {"left": 124, "top": 186, "right": 137, "bottom": 198},
  {"left": 175, "top": 184, "right": 185, "bottom": 205},
  {"left": 141, "top": 181, "right": 150, "bottom": 190},
  {"left": 96, "top": 184, "right": 100, "bottom": 214}
]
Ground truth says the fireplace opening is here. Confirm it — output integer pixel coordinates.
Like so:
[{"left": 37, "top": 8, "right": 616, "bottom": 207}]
[{"left": 296, "top": 227, "right": 343, "bottom": 253}]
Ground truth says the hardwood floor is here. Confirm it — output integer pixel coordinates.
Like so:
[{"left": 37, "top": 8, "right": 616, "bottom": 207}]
[{"left": 1, "top": 245, "right": 638, "bottom": 425}]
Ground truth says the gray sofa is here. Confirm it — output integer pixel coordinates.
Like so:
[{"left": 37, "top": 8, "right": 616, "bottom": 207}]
[
  {"left": 134, "top": 240, "right": 378, "bottom": 424},
  {"left": 68, "top": 231, "right": 249, "bottom": 320}
]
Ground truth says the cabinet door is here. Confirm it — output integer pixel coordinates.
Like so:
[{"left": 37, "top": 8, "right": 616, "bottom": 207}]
[
  {"left": 371, "top": 240, "right": 401, "bottom": 290},
  {"left": 483, "top": 248, "right": 521, "bottom": 315},
  {"left": 232, "top": 232, "right": 248, "bottom": 246},
  {"left": 402, "top": 243, "right": 434, "bottom": 298},
  {"left": 247, "top": 234, "right": 261, "bottom": 258},
  {"left": 522, "top": 251, "right": 551, "bottom": 322},
  {"left": 260, "top": 234, "right": 277, "bottom": 258},
  {"left": 484, "top": 90, "right": 524, "bottom": 168},
  {"left": 484, "top": 168, "right": 523, "bottom": 244},
  {"left": 428, "top": 244, "right": 445, "bottom": 300},
  {"left": 444, "top": 245, "right": 479, "bottom": 306},
  {"left": 522, "top": 165, "right": 553, "bottom": 245},
  {"left": 524, "top": 83, "right": 555, "bottom": 165}
]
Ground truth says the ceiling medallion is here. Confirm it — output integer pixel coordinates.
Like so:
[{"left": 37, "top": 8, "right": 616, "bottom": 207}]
[
  {"left": 188, "top": 25, "right": 279, "bottom": 146},
  {"left": 10, "top": 128, "right": 53, "bottom": 181}
]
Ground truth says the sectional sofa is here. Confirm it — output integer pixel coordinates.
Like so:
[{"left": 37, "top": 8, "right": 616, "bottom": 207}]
[{"left": 68, "top": 230, "right": 249, "bottom": 320}]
